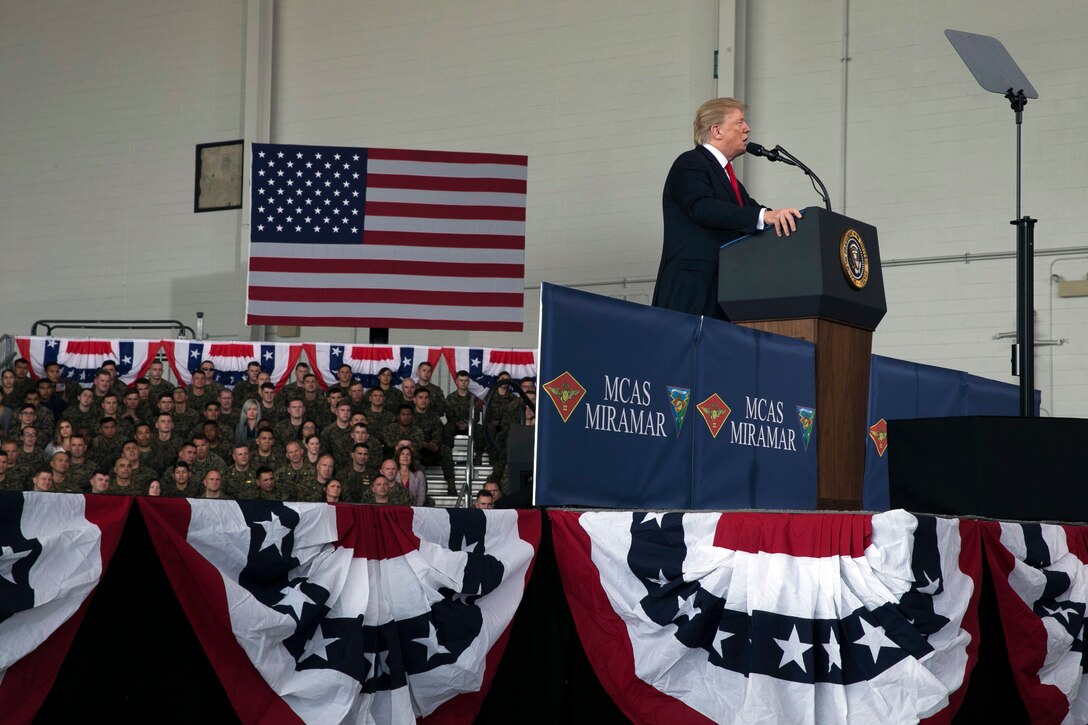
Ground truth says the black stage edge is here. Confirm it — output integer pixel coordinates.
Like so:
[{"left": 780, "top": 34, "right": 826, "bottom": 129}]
[{"left": 888, "top": 416, "right": 1088, "bottom": 521}]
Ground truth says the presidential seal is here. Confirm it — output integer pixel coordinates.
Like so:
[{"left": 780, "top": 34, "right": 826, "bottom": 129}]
[{"left": 840, "top": 228, "right": 869, "bottom": 289}]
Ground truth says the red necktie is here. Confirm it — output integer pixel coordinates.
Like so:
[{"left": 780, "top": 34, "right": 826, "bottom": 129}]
[{"left": 725, "top": 162, "right": 742, "bottom": 204}]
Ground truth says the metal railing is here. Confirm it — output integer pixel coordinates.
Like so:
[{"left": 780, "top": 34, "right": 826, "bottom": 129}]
[{"left": 30, "top": 319, "right": 196, "bottom": 338}]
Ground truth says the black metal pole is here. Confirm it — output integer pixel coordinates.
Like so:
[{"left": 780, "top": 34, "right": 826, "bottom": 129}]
[
  {"left": 1005, "top": 88, "right": 1035, "bottom": 417},
  {"left": 1014, "top": 216, "right": 1037, "bottom": 416}
]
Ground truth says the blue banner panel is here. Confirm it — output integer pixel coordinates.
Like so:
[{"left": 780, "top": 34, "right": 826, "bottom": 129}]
[
  {"left": 863, "top": 356, "right": 965, "bottom": 511},
  {"left": 964, "top": 372, "right": 1036, "bottom": 415},
  {"left": 535, "top": 284, "right": 699, "bottom": 508},
  {"left": 690, "top": 318, "right": 817, "bottom": 510}
]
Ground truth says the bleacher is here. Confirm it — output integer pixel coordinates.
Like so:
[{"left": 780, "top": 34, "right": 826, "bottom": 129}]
[{"left": 425, "top": 435, "right": 495, "bottom": 508}]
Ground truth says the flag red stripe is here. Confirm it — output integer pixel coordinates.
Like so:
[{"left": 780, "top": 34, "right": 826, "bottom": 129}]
[
  {"left": 347, "top": 347, "right": 395, "bottom": 361},
  {"left": 488, "top": 350, "right": 536, "bottom": 366},
  {"left": 207, "top": 343, "right": 256, "bottom": 358},
  {"left": 713, "top": 512, "right": 873, "bottom": 558},
  {"left": 364, "top": 201, "right": 525, "bottom": 222},
  {"left": 362, "top": 230, "right": 525, "bottom": 250},
  {"left": 246, "top": 315, "right": 524, "bottom": 332},
  {"left": 248, "top": 286, "right": 523, "bottom": 307},
  {"left": 64, "top": 340, "right": 113, "bottom": 355},
  {"left": 367, "top": 148, "right": 527, "bottom": 165},
  {"left": 332, "top": 504, "right": 423, "bottom": 559},
  {"left": 249, "top": 257, "right": 524, "bottom": 278},
  {"left": 367, "top": 174, "right": 526, "bottom": 194}
]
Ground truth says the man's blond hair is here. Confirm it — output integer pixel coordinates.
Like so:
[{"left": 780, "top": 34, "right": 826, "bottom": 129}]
[{"left": 693, "top": 97, "right": 746, "bottom": 145}]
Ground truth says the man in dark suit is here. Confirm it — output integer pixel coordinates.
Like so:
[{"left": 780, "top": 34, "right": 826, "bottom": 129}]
[{"left": 653, "top": 97, "right": 802, "bottom": 319}]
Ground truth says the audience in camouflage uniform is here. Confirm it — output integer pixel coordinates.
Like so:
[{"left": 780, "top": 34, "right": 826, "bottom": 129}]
[{"left": 0, "top": 358, "right": 532, "bottom": 505}]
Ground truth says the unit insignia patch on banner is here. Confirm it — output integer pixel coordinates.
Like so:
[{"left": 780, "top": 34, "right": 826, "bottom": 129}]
[
  {"left": 696, "top": 394, "right": 731, "bottom": 438},
  {"left": 542, "top": 371, "right": 586, "bottom": 423}
]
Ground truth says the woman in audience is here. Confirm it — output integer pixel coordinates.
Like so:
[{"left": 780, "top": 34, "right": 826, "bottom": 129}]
[
  {"left": 235, "top": 398, "right": 261, "bottom": 443},
  {"left": 304, "top": 434, "right": 322, "bottom": 465},
  {"left": 300, "top": 420, "right": 318, "bottom": 444},
  {"left": 45, "top": 419, "right": 74, "bottom": 456},
  {"left": 374, "top": 367, "right": 404, "bottom": 410},
  {"left": 324, "top": 478, "right": 342, "bottom": 504},
  {"left": 394, "top": 445, "right": 427, "bottom": 506}
]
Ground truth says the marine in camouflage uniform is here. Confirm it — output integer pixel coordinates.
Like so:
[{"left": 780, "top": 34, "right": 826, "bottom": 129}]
[
  {"left": 29, "top": 404, "right": 55, "bottom": 443},
  {"left": 379, "top": 407, "right": 426, "bottom": 460},
  {"left": 223, "top": 465, "right": 258, "bottom": 500},
  {"left": 358, "top": 479, "right": 413, "bottom": 506},
  {"left": 5, "top": 463, "right": 33, "bottom": 492},
  {"left": 365, "top": 389, "right": 396, "bottom": 435},
  {"left": 0, "top": 457, "right": 19, "bottom": 492},
  {"left": 341, "top": 467, "right": 371, "bottom": 504},
  {"left": 107, "top": 457, "right": 145, "bottom": 496},
  {"left": 247, "top": 467, "right": 287, "bottom": 501},
  {"left": 250, "top": 446, "right": 285, "bottom": 473},
  {"left": 414, "top": 359, "right": 446, "bottom": 419},
  {"left": 67, "top": 458, "right": 100, "bottom": 493},
  {"left": 340, "top": 442, "right": 374, "bottom": 503},
  {"left": 444, "top": 380, "right": 482, "bottom": 459},
  {"left": 276, "top": 460, "right": 318, "bottom": 502},
  {"left": 483, "top": 380, "right": 523, "bottom": 484},
  {"left": 189, "top": 452, "right": 226, "bottom": 491},
  {"left": 48, "top": 452, "right": 80, "bottom": 495},
  {"left": 413, "top": 392, "right": 455, "bottom": 492},
  {"left": 171, "top": 405, "right": 201, "bottom": 440},
  {"left": 16, "top": 448, "right": 48, "bottom": 478},
  {"left": 273, "top": 417, "right": 304, "bottom": 449},
  {"left": 61, "top": 393, "right": 101, "bottom": 436},
  {"left": 321, "top": 420, "right": 356, "bottom": 471}
]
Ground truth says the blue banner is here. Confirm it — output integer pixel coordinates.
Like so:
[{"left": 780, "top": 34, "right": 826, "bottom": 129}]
[
  {"left": 862, "top": 356, "right": 1027, "bottom": 510},
  {"left": 691, "top": 318, "right": 816, "bottom": 509},
  {"left": 536, "top": 284, "right": 815, "bottom": 509},
  {"left": 536, "top": 285, "right": 697, "bottom": 508}
]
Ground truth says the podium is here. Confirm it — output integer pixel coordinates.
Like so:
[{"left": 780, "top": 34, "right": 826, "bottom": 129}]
[{"left": 718, "top": 207, "right": 886, "bottom": 509}]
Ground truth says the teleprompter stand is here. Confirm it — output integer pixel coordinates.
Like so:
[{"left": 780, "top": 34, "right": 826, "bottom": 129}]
[{"left": 946, "top": 29, "right": 1039, "bottom": 417}]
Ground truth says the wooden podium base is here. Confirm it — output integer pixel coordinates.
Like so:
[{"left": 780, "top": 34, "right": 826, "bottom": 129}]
[{"left": 736, "top": 318, "right": 871, "bottom": 510}]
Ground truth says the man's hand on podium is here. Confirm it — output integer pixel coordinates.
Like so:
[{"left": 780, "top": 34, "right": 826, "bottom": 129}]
[{"left": 764, "top": 207, "right": 803, "bottom": 237}]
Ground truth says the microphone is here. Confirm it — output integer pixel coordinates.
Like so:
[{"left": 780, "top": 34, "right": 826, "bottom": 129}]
[
  {"left": 746, "top": 142, "right": 831, "bottom": 210},
  {"left": 745, "top": 142, "right": 793, "bottom": 164}
]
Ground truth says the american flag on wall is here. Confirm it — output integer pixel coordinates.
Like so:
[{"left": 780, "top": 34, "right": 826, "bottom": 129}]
[{"left": 247, "top": 143, "right": 527, "bottom": 332}]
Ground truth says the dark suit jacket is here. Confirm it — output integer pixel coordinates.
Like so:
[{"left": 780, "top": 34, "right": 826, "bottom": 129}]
[{"left": 652, "top": 146, "right": 762, "bottom": 319}]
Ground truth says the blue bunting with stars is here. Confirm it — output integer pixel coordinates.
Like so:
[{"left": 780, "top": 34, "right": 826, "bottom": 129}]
[
  {"left": 551, "top": 509, "right": 981, "bottom": 724},
  {"left": 137, "top": 498, "right": 539, "bottom": 724}
]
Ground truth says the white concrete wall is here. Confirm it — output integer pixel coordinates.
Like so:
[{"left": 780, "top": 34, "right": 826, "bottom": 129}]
[
  {"left": 0, "top": 0, "right": 247, "bottom": 339},
  {"left": 2, "top": 0, "right": 1087, "bottom": 414},
  {"left": 743, "top": 0, "right": 1088, "bottom": 416}
]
